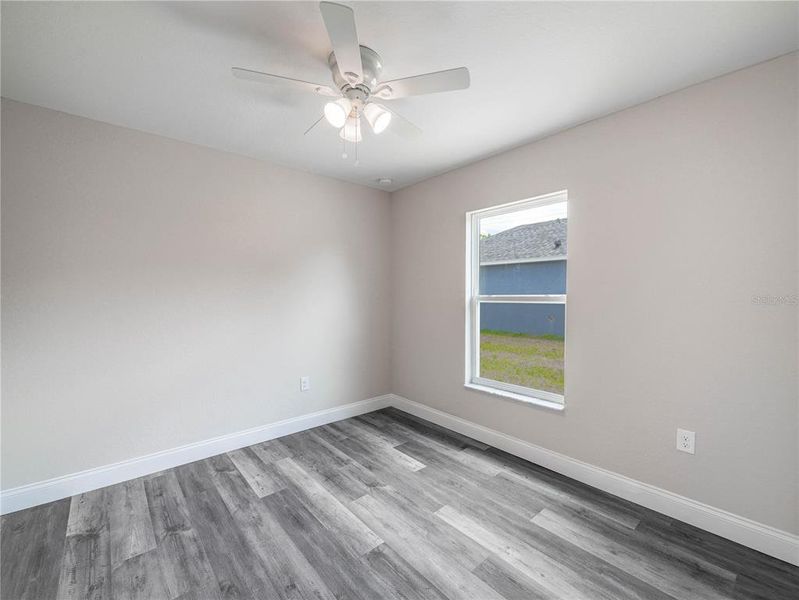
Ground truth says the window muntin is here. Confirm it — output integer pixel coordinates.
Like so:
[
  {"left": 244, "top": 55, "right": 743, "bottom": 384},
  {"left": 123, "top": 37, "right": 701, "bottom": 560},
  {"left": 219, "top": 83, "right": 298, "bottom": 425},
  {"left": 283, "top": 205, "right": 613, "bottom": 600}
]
[{"left": 467, "top": 192, "right": 567, "bottom": 405}]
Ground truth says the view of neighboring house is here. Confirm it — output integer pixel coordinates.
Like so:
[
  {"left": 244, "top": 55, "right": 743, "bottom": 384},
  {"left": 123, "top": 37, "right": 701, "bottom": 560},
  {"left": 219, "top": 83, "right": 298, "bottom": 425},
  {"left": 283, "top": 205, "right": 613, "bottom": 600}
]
[{"left": 479, "top": 218, "right": 567, "bottom": 337}]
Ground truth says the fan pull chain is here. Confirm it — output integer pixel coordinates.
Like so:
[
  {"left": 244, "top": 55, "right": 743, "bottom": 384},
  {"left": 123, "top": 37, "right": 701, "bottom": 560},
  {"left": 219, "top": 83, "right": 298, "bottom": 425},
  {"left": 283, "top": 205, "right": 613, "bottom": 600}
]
[{"left": 354, "top": 119, "right": 360, "bottom": 166}]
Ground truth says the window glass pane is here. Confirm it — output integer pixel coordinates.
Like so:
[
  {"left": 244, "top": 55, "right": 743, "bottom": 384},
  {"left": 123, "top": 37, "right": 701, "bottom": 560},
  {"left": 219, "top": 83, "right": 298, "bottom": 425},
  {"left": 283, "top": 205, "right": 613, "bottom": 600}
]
[
  {"left": 479, "top": 202, "right": 567, "bottom": 295},
  {"left": 479, "top": 261, "right": 566, "bottom": 295},
  {"left": 479, "top": 302, "right": 565, "bottom": 394}
]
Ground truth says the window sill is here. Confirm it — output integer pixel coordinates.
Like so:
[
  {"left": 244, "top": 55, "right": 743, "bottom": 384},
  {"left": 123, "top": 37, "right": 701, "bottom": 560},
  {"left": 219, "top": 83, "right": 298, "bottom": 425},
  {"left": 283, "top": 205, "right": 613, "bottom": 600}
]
[{"left": 464, "top": 382, "right": 565, "bottom": 412}]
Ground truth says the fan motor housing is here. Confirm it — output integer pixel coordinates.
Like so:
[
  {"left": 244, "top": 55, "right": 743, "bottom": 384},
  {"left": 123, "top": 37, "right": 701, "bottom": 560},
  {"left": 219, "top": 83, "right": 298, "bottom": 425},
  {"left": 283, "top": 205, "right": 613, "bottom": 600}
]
[{"left": 328, "top": 46, "right": 383, "bottom": 93}]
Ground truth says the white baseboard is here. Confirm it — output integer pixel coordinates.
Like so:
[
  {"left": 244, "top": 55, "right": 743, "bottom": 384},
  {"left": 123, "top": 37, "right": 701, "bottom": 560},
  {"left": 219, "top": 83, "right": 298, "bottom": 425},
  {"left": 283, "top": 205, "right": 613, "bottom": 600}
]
[
  {"left": 0, "top": 394, "right": 393, "bottom": 516},
  {"left": 389, "top": 394, "right": 799, "bottom": 567},
  {"left": 3, "top": 391, "right": 797, "bottom": 567}
]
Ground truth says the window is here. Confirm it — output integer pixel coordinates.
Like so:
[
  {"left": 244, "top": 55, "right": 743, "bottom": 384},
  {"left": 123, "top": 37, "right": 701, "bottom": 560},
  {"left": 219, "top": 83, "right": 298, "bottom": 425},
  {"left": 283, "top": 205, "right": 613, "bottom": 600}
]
[{"left": 466, "top": 191, "right": 567, "bottom": 409}]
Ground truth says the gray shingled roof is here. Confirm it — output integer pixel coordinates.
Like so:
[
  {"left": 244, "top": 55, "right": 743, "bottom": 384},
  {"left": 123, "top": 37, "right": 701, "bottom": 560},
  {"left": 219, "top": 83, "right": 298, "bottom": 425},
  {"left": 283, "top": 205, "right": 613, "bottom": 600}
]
[{"left": 480, "top": 219, "right": 567, "bottom": 264}]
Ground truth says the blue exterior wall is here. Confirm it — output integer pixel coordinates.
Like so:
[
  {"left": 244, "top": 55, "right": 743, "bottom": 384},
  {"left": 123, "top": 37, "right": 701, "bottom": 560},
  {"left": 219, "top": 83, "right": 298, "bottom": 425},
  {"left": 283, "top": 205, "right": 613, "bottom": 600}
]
[
  {"left": 479, "top": 260, "right": 566, "bottom": 337},
  {"left": 480, "top": 303, "right": 565, "bottom": 337},
  {"left": 479, "top": 260, "right": 566, "bottom": 295}
]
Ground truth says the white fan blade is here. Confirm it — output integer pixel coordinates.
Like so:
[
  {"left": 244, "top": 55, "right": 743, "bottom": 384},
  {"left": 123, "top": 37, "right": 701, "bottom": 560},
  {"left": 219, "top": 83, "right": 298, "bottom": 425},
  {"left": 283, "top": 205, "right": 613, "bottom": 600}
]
[
  {"left": 374, "top": 67, "right": 470, "bottom": 100},
  {"left": 231, "top": 67, "right": 338, "bottom": 97},
  {"left": 383, "top": 105, "right": 423, "bottom": 139},
  {"left": 303, "top": 115, "right": 325, "bottom": 136},
  {"left": 319, "top": 2, "right": 363, "bottom": 84}
]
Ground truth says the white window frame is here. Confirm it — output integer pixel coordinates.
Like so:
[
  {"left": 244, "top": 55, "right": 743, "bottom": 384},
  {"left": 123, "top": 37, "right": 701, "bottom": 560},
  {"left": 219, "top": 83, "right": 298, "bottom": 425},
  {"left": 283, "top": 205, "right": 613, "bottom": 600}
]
[{"left": 465, "top": 190, "right": 567, "bottom": 410}]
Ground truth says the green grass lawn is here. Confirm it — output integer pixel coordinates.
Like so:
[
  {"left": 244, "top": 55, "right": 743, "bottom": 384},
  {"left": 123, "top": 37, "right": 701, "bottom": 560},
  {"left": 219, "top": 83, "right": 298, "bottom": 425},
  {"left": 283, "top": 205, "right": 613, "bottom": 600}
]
[{"left": 479, "top": 330, "right": 564, "bottom": 394}]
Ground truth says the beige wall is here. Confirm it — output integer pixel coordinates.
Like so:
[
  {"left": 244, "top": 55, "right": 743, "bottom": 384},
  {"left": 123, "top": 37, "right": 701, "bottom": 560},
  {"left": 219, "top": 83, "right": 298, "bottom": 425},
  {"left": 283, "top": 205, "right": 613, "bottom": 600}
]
[
  {"left": 1, "top": 99, "right": 392, "bottom": 490},
  {"left": 391, "top": 54, "right": 799, "bottom": 533}
]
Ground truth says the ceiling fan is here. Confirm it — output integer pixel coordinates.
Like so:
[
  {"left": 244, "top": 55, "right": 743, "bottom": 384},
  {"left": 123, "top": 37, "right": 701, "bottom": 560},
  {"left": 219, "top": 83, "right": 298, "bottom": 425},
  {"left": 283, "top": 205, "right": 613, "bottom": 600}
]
[{"left": 232, "top": 1, "right": 470, "bottom": 156}]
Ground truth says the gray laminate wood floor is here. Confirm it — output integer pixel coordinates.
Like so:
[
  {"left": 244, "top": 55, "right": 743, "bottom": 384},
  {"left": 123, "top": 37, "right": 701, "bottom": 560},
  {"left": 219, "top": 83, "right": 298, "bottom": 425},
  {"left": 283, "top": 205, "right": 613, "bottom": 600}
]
[{"left": 2, "top": 407, "right": 798, "bottom": 600}]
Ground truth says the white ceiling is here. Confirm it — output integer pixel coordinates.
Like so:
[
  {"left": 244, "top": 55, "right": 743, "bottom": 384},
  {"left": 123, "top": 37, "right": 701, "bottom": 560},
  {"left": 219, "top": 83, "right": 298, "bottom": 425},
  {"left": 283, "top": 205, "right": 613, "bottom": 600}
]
[{"left": 2, "top": 2, "right": 797, "bottom": 191}]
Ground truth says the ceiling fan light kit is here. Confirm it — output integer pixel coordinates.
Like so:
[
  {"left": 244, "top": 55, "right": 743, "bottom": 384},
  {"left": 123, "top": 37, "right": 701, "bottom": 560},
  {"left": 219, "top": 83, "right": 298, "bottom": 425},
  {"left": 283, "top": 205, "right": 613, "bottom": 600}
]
[
  {"left": 339, "top": 116, "right": 362, "bottom": 143},
  {"left": 363, "top": 103, "right": 391, "bottom": 134},
  {"left": 324, "top": 97, "right": 352, "bottom": 128},
  {"left": 232, "top": 1, "right": 470, "bottom": 166}
]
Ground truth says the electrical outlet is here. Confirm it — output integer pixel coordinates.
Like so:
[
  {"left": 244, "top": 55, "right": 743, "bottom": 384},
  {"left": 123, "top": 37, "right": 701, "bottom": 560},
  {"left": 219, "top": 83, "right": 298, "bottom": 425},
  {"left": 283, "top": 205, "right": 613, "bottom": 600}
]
[
  {"left": 300, "top": 376, "right": 310, "bottom": 392},
  {"left": 676, "top": 428, "right": 695, "bottom": 454}
]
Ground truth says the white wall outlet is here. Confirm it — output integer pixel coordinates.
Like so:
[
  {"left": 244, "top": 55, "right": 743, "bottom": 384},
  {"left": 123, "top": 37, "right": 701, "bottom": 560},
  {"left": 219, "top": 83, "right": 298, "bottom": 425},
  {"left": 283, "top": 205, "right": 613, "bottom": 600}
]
[
  {"left": 676, "top": 428, "right": 695, "bottom": 454},
  {"left": 300, "top": 376, "right": 310, "bottom": 392}
]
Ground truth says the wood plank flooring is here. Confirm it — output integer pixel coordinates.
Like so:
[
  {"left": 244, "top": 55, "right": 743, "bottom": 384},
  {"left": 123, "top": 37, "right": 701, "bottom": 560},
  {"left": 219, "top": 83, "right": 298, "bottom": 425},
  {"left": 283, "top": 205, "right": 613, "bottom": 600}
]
[{"left": 2, "top": 407, "right": 798, "bottom": 600}]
